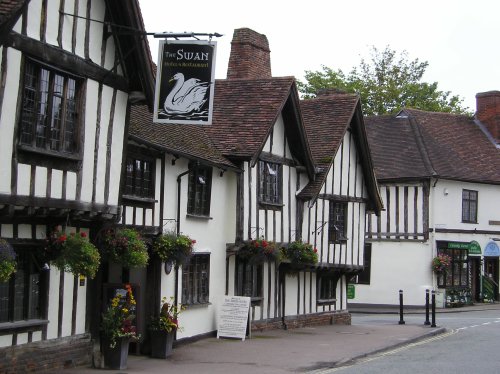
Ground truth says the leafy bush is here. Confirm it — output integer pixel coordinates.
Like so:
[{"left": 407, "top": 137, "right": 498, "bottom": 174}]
[
  {"left": 103, "top": 228, "right": 149, "bottom": 268},
  {"left": 0, "top": 239, "right": 16, "bottom": 282},
  {"left": 280, "top": 240, "right": 318, "bottom": 266},
  {"left": 238, "top": 238, "right": 280, "bottom": 264},
  {"left": 153, "top": 231, "right": 195, "bottom": 266}
]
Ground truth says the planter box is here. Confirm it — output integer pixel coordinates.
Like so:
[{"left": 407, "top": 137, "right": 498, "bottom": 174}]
[
  {"left": 102, "top": 337, "right": 130, "bottom": 370},
  {"left": 150, "top": 330, "right": 175, "bottom": 359}
]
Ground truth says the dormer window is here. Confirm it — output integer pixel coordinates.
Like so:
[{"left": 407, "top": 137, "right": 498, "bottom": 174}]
[
  {"left": 258, "top": 161, "right": 282, "bottom": 205},
  {"left": 188, "top": 164, "right": 212, "bottom": 217}
]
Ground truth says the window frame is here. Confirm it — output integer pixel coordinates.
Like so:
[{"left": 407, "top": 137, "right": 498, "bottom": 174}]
[
  {"left": 317, "top": 275, "right": 338, "bottom": 305},
  {"left": 123, "top": 154, "right": 156, "bottom": 202},
  {"left": 0, "top": 245, "right": 48, "bottom": 325},
  {"left": 235, "top": 257, "right": 263, "bottom": 301},
  {"left": 187, "top": 164, "right": 212, "bottom": 217},
  {"left": 18, "top": 58, "right": 82, "bottom": 160},
  {"left": 181, "top": 253, "right": 210, "bottom": 306},
  {"left": 328, "top": 201, "right": 348, "bottom": 243},
  {"left": 258, "top": 160, "right": 283, "bottom": 206},
  {"left": 461, "top": 189, "right": 478, "bottom": 223}
]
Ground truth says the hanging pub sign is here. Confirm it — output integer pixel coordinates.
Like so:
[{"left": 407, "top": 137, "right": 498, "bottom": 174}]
[{"left": 154, "top": 40, "right": 217, "bottom": 125}]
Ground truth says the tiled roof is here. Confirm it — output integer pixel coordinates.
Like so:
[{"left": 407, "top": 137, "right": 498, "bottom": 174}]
[
  {"left": 206, "top": 77, "right": 296, "bottom": 159},
  {"left": 129, "top": 105, "right": 239, "bottom": 171},
  {"left": 364, "top": 115, "right": 431, "bottom": 180},
  {"left": 0, "top": 0, "right": 25, "bottom": 25},
  {"left": 297, "top": 93, "right": 383, "bottom": 214},
  {"left": 365, "top": 109, "right": 500, "bottom": 184}
]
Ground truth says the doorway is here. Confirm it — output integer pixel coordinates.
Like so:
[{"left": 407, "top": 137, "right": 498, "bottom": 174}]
[
  {"left": 469, "top": 257, "right": 481, "bottom": 302},
  {"left": 484, "top": 257, "right": 499, "bottom": 301}
]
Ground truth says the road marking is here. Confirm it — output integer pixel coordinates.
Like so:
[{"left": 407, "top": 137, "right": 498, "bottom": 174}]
[{"left": 309, "top": 330, "right": 457, "bottom": 373}]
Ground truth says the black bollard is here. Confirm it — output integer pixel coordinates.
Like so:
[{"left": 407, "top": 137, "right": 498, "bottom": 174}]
[
  {"left": 431, "top": 290, "right": 436, "bottom": 327},
  {"left": 424, "top": 289, "right": 430, "bottom": 325},
  {"left": 398, "top": 289, "right": 405, "bottom": 325}
]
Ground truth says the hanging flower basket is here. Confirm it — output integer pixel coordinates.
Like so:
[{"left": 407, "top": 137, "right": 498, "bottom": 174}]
[
  {"left": 432, "top": 253, "right": 451, "bottom": 273},
  {"left": 0, "top": 239, "right": 16, "bottom": 283},
  {"left": 103, "top": 228, "right": 149, "bottom": 268},
  {"left": 238, "top": 238, "right": 280, "bottom": 264},
  {"left": 47, "top": 230, "right": 100, "bottom": 279},
  {"left": 280, "top": 240, "right": 318, "bottom": 267},
  {"left": 153, "top": 231, "right": 195, "bottom": 266}
]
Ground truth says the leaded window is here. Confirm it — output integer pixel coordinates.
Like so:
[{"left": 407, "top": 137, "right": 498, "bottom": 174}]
[
  {"left": 124, "top": 156, "right": 154, "bottom": 199},
  {"left": 182, "top": 254, "right": 210, "bottom": 305},
  {"left": 462, "top": 189, "right": 478, "bottom": 223},
  {"left": 236, "top": 259, "right": 262, "bottom": 298},
  {"left": 19, "top": 59, "right": 80, "bottom": 155},
  {"left": 258, "top": 161, "right": 282, "bottom": 205},
  {"left": 187, "top": 165, "right": 212, "bottom": 216},
  {"left": 436, "top": 248, "right": 469, "bottom": 288},
  {"left": 0, "top": 249, "right": 43, "bottom": 323},
  {"left": 329, "top": 202, "right": 347, "bottom": 243},
  {"left": 318, "top": 276, "right": 337, "bottom": 302}
]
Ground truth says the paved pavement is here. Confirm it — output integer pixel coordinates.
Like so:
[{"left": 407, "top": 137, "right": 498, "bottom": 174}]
[{"left": 60, "top": 302, "right": 500, "bottom": 374}]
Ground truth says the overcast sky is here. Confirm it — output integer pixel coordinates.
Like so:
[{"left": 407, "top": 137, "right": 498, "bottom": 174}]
[{"left": 139, "top": 0, "right": 500, "bottom": 111}]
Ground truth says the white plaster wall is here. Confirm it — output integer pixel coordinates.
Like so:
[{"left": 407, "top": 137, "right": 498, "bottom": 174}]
[
  {"left": 352, "top": 240, "right": 433, "bottom": 306},
  {"left": 107, "top": 91, "right": 127, "bottom": 206},
  {"left": 51, "top": 170, "right": 63, "bottom": 199},
  {"left": 94, "top": 86, "right": 112, "bottom": 204},
  {"left": 47, "top": 268, "right": 61, "bottom": 339},
  {"left": 272, "top": 114, "right": 286, "bottom": 156},
  {"left": 26, "top": 0, "right": 42, "bottom": 40},
  {"left": 35, "top": 166, "right": 47, "bottom": 197},
  {"left": 74, "top": 0, "right": 87, "bottom": 58},
  {"left": 0, "top": 49, "right": 21, "bottom": 194},
  {"left": 66, "top": 171, "right": 77, "bottom": 200},
  {"left": 89, "top": 0, "right": 105, "bottom": 63},
  {"left": 45, "top": 0, "right": 60, "bottom": 46},
  {"left": 80, "top": 80, "right": 98, "bottom": 202},
  {"left": 61, "top": 0, "right": 76, "bottom": 52},
  {"left": 432, "top": 179, "right": 500, "bottom": 231}
]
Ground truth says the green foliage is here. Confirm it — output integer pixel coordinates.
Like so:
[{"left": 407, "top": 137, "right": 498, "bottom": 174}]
[
  {"left": 103, "top": 228, "right": 149, "bottom": 268},
  {"left": 238, "top": 238, "right": 280, "bottom": 264},
  {"left": 280, "top": 240, "right": 318, "bottom": 265},
  {"left": 153, "top": 231, "right": 195, "bottom": 266},
  {"left": 0, "top": 239, "right": 16, "bottom": 283},
  {"left": 101, "top": 284, "right": 138, "bottom": 348},
  {"left": 149, "top": 296, "right": 184, "bottom": 333},
  {"left": 297, "top": 46, "right": 471, "bottom": 116},
  {"left": 49, "top": 231, "right": 100, "bottom": 278}
]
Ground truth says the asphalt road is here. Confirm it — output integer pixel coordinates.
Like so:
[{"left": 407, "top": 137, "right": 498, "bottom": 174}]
[{"left": 314, "top": 310, "right": 500, "bottom": 374}]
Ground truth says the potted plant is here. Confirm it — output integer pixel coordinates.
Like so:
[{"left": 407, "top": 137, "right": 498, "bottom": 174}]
[
  {"left": 101, "top": 283, "right": 139, "bottom": 370},
  {"left": 280, "top": 240, "right": 319, "bottom": 268},
  {"left": 103, "top": 228, "right": 149, "bottom": 268},
  {"left": 0, "top": 239, "right": 16, "bottom": 283},
  {"left": 432, "top": 253, "right": 451, "bottom": 273},
  {"left": 153, "top": 231, "right": 195, "bottom": 266},
  {"left": 149, "top": 296, "right": 184, "bottom": 358},
  {"left": 238, "top": 238, "right": 280, "bottom": 264},
  {"left": 47, "top": 230, "right": 100, "bottom": 278}
]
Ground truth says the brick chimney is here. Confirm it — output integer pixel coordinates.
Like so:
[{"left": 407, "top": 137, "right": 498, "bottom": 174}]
[
  {"left": 227, "top": 28, "right": 272, "bottom": 79},
  {"left": 476, "top": 91, "right": 500, "bottom": 143}
]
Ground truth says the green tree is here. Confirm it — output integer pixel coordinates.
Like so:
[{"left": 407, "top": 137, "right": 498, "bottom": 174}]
[{"left": 297, "top": 46, "right": 471, "bottom": 116}]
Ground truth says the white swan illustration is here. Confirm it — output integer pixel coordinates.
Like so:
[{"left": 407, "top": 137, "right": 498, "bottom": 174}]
[{"left": 164, "top": 73, "right": 210, "bottom": 115}]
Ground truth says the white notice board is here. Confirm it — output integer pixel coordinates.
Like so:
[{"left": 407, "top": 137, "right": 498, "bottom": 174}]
[{"left": 217, "top": 296, "right": 251, "bottom": 340}]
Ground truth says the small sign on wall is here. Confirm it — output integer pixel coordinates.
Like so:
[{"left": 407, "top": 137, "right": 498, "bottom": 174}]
[
  {"left": 347, "top": 284, "right": 355, "bottom": 299},
  {"left": 217, "top": 296, "right": 251, "bottom": 341}
]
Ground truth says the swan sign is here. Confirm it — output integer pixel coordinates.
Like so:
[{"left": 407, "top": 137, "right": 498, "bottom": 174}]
[{"left": 154, "top": 40, "right": 217, "bottom": 125}]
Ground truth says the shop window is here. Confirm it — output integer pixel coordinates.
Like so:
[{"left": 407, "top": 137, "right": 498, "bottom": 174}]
[
  {"left": 436, "top": 248, "right": 469, "bottom": 288},
  {"left": 258, "top": 161, "right": 282, "bottom": 205},
  {"left": 356, "top": 244, "right": 372, "bottom": 285},
  {"left": 181, "top": 254, "right": 209, "bottom": 305},
  {"left": 124, "top": 156, "right": 154, "bottom": 199},
  {"left": 0, "top": 249, "right": 43, "bottom": 323},
  {"left": 19, "top": 59, "right": 81, "bottom": 156},
  {"left": 235, "top": 258, "right": 262, "bottom": 299},
  {"left": 187, "top": 165, "right": 212, "bottom": 217},
  {"left": 462, "top": 189, "right": 478, "bottom": 223},
  {"left": 329, "top": 202, "right": 348, "bottom": 243}
]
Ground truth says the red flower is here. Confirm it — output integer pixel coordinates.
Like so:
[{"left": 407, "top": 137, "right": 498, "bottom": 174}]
[
  {"left": 262, "top": 240, "right": 268, "bottom": 247},
  {"left": 191, "top": 240, "right": 196, "bottom": 244},
  {"left": 80, "top": 232, "right": 87, "bottom": 238},
  {"left": 58, "top": 235, "right": 67, "bottom": 243},
  {"left": 314, "top": 248, "right": 318, "bottom": 253}
]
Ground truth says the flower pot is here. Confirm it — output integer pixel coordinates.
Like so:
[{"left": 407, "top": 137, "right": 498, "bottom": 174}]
[
  {"left": 102, "top": 337, "right": 130, "bottom": 370},
  {"left": 150, "top": 330, "right": 175, "bottom": 359}
]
